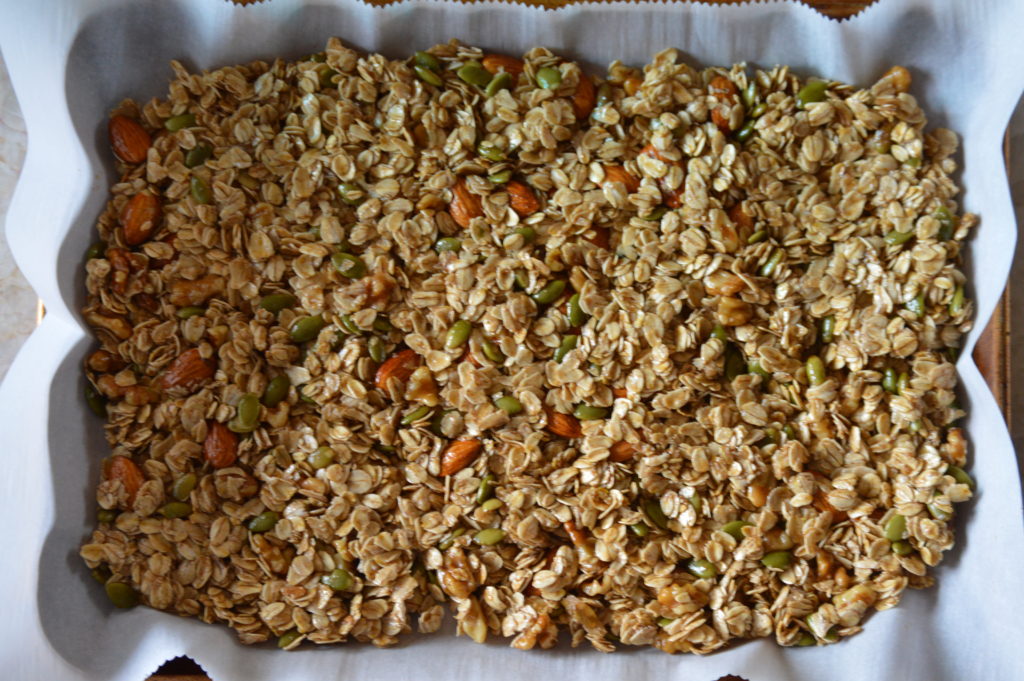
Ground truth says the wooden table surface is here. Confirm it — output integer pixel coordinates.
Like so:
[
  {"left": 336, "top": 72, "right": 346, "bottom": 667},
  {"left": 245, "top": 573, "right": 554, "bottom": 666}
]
[{"left": 152, "top": 0, "right": 1008, "bottom": 678}]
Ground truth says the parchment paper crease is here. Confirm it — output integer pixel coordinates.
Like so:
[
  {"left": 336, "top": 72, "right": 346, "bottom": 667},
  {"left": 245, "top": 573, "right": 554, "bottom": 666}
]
[{"left": 1, "top": 0, "right": 1022, "bottom": 679}]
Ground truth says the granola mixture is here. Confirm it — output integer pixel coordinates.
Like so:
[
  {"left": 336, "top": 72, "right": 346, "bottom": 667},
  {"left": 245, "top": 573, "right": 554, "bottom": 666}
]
[{"left": 79, "top": 39, "right": 976, "bottom": 653}]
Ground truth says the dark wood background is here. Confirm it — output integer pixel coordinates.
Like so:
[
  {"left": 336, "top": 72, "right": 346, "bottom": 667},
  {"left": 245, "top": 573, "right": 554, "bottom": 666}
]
[{"left": 150, "top": 0, "right": 1008, "bottom": 678}]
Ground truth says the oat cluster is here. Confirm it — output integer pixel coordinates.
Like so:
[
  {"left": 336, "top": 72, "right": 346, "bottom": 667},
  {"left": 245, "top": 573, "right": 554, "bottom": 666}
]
[{"left": 80, "top": 38, "right": 976, "bottom": 653}]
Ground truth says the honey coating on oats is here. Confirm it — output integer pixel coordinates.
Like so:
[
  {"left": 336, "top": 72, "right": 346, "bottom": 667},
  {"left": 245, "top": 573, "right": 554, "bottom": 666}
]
[{"left": 80, "top": 41, "right": 975, "bottom": 652}]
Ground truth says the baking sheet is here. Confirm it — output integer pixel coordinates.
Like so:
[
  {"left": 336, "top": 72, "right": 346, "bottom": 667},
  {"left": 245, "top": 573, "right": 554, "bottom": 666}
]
[{"left": 1, "top": 0, "right": 1023, "bottom": 679}]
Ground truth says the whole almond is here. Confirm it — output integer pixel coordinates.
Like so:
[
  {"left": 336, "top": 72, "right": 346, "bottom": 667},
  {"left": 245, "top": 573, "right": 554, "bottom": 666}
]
[
  {"left": 609, "top": 441, "right": 636, "bottom": 463},
  {"left": 104, "top": 455, "right": 145, "bottom": 506},
  {"left": 108, "top": 115, "right": 151, "bottom": 164},
  {"left": 440, "top": 438, "right": 482, "bottom": 476},
  {"left": 121, "top": 193, "right": 161, "bottom": 246},
  {"left": 544, "top": 406, "right": 582, "bottom": 438},
  {"left": 449, "top": 178, "right": 483, "bottom": 229},
  {"left": 727, "top": 202, "right": 754, "bottom": 230},
  {"left": 161, "top": 347, "right": 215, "bottom": 392},
  {"left": 563, "top": 520, "right": 589, "bottom": 547},
  {"left": 481, "top": 54, "right": 524, "bottom": 76},
  {"left": 374, "top": 348, "right": 421, "bottom": 390},
  {"left": 601, "top": 165, "right": 640, "bottom": 194},
  {"left": 204, "top": 421, "right": 238, "bottom": 469},
  {"left": 506, "top": 180, "right": 540, "bottom": 217},
  {"left": 572, "top": 74, "right": 597, "bottom": 120},
  {"left": 708, "top": 76, "right": 739, "bottom": 133}
]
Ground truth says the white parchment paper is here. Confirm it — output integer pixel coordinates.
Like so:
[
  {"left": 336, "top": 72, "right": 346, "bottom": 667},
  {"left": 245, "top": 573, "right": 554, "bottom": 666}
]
[{"left": 1, "top": 1, "right": 1023, "bottom": 679}]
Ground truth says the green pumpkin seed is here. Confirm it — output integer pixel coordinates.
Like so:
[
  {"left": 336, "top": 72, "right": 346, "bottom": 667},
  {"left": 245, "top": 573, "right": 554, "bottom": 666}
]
[
  {"left": 85, "top": 241, "right": 107, "bottom": 260},
  {"left": 372, "top": 317, "right": 392, "bottom": 333},
  {"left": 259, "top": 292, "right": 296, "bottom": 313},
  {"left": 481, "top": 339, "right": 504, "bottom": 363},
  {"left": 748, "top": 360, "right": 771, "bottom": 380},
  {"left": 759, "top": 248, "right": 784, "bottom": 277},
  {"left": 819, "top": 315, "right": 836, "bottom": 344},
  {"left": 724, "top": 346, "right": 746, "bottom": 382},
  {"left": 734, "top": 119, "right": 757, "bottom": 143},
  {"left": 927, "top": 501, "right": 952, "bottom": 521},
  {"left": 884, "top": 229, "right": 913, "bottom": 245},
  {"left": 171, "top": 473, "right": 197, "bottom": 502},
  {"left": 494, "top": 395, "right": 523, "bottom": 415},
  {"left": 657, "top": 617, "right": 675, "bottom": 627},
  {"left": 935, "top": 206, "right": 956, "bottom": 241},
  {"left": 473, "top": 528, "right": 506, "bottom": 546},
  {"left": 277, "top": 630, "right": 301, "bottom": 650},
  {"left": 687, "top": 559, "right": 717, "bottom": 580},
  {"left": 415, "top": 64, "right": 443, "bottom": 87},
  {"left": 320, "top": 568, "right": 352, "bottom": 591},
  {"left": 630, "top": 522, "right": 649, "bottom": 538},
  {"left": 892, "top": 540, "right": 913, "bottom": 556},
  {"left": 642, "top": 206, "right": 668, "bottom": 221},
  {"left": 949, "top": 284, "right": 965, "bottom": 316},
  {"left": 160, "top": 501, "right": 192, "bottom": 519},
  {"left": 85, "top": 382, "right": 107, "bottom": 418},
  {"left": 477, "top": 142, "right": 504, "bottom": 162},
  {"left": 761, "top": 550, "right": 792, "bottom": 569},
  {"left": 97, "top": 509, "right": 117, "bottom": 524},
  {"left": 946, "top": 464, "right": 974, "bottom": 489},
  {"left": 796, "top": 80, "right": 828, "bottom": 108},
  {"left": 339, "top": 314, "right": 362, "bottom": 335},
  {"left": 882, "top": 367, "right": 898, "bottom": 393},
  {"left": 596, "top": 83, "right": 613, "bottom": 106},
  {"left": 105, "top": 582, "right": 139, "bottom": 609},
  {"left": 514, "top": 226, "right": 536, "bottom": 243},
  {"left": 446, "top": 320, "right": 472, "bottom": 349},
  {"left": 688, "top": 493, "right": 703, "bottom": 516},
  {"left": 190, "top": 176, "right": 212, "bottom": 204},
  {"left": 763, "top": 427, "right": 781, "bottom": 445},
  {"left": 573, "top": 404, "right": 607, "bottom": 421},
  {"left": 476, "top": 474, "right": 496, "bottom": 504},
  {"left": 248, "top": 511, "right": 279, "bottom": 533},
  {"left": 567, "top": 293, "right": 587, "bottom": 327},
  {"left": 906, "top": 292, "right": 926, "bottom": 318},
  {"left": 331, "top": 252, "right": 367, "bottom": 279},
  {"left": 435, "top": 237, "right": 462, "bottom": 253},
  {"left": 438, "top": 527, "right": 465, "bottom": 551},
  {"left": 531, "top": 279, "right": 566, "bottom": 305},
  {"left": 896, "top": 372, "right": 909, "bottom": 396},
  {"left": 262, "top": 374, "right": 291, "bottom": 407},
  {"left": 401, "top": 405, "right": 432, "bottom": 425},
  {"left": 367, "top": 336, "right": 386, "bottom": 363},
  {"left": 184, "top": 143, "right": 212, "bottom": 168},
  {"left": 480, "top": 498, "right": 503, "bottom": 512},
  {"left": 742, "top": 81, "right": 757, "bottom": 108},
  {"left": 484, "top": 71, "right": 513, "bottom": 98},
  {"left": 796, "top": 632, "right": 816, "bottom": 647},
  {"left": 290, "top": 314, "right": 324, "bottom": 343},
  {"left": 164, "top": 113, "right": 195, "bottom": 131},
  {"left": 553, "top": 334, "right": 579, "bottom": 363},
  {"left": 457, "top": 61, "right": 492, "bottom": 88},
  {"left": 489, "top": 169, "right": 512, "bottom": 184},
  {"left": 710, "top": 324, "right": 728, "bottom": 342},
  {"left": 783, "top": 424, "right": 796, "bottom": 440},
  {"left": 176, "top": 306, "right": 204, "bottom": 319},
  {"left": 337, "top": 182, "right": 364, "bottom": 206},
  {"left": 644, "top": 499, "right": 669, "bottom": 530},
  {"left": 535, "top": 66, "right": 562, "bottom": 90},
  {"left": 805, "top": 355, "right": 826, "bottom": 387},
  {"left": 414, "top": 51, "right": 441, "bottom": 72},
  {"left": 722, "top": 520, "right": 752, "bottom": 540},
  {"left": 228, "top": 393, "right": 260, "bottom": 433},
  {"left": 884, "top": 514, "right": 906, "bottom": 542},
  {"left": 308, "top": 446, "right": 335, "bottom": 469},
  {"left": 746, "top": 229, "right": 767, "bottom": 244},
  {"left": 317, "top": 66, "right": 338, "bottom": 90},
  {"left": 750, "top": 102, "right": 768, "bottom": 118}
]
